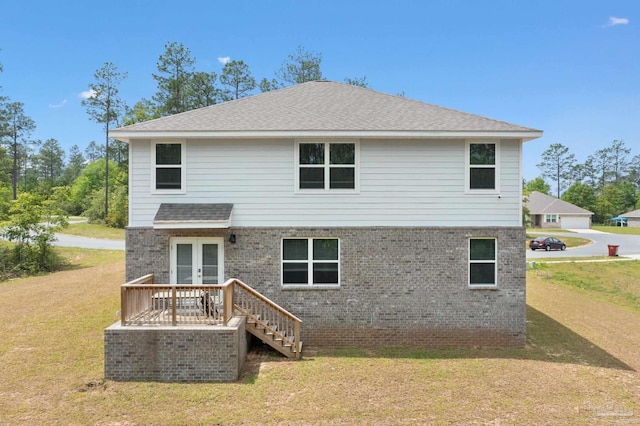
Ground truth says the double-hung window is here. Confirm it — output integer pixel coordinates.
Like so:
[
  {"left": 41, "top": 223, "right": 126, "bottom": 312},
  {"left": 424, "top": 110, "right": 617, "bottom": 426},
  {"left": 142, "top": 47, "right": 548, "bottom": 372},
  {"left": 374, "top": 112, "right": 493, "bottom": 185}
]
[
  {"left": 152, "top": 141, "right": 185, "bottom": 193},
  {"left": 469, "top": 238, "right": 497, "bottom": 287},
  {"left": 544, "top": 214, "right": 557, "bottom": 223},
  {"left": 282, "top": 238, "right": 340, "bottom": 286},
  {"left": 466, "top": 142, "right": 499, "bottom": 193},
  {"left": 296, "top": 141, "right": 357, "bottom": 192}
]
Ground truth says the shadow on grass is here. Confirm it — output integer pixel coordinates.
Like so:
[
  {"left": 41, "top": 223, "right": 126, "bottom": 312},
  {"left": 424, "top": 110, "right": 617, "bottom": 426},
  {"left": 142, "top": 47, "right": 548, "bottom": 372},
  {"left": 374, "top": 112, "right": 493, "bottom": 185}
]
[{"left": 243, "top": 305, "right": 634, "bottom": 375}]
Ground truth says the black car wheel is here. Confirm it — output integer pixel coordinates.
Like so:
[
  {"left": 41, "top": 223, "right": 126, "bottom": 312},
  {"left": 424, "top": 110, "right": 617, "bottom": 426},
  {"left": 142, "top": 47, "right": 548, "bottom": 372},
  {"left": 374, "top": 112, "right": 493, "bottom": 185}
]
[
  {"left": 545, "top": 245, "right": 551, "bottom": 251},
  {"left": 561, "top": 244, "right": 566, "bottom": 251}
]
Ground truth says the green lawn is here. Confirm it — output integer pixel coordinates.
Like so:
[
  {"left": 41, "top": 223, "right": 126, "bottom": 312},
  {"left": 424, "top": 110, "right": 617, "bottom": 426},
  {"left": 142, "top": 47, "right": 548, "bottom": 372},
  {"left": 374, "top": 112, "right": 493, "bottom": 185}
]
[
  {"left": 530, "top": 260, "right": 640, "bottom": 313},
  {"left": 60, "top": 221, "right": 125, "bottom": 240},
  {"left": 592, "top": 225, "right": 640, "bottom": 235},
  {"left": 1, "top": 257, "right": 639, "bottom": 424}
]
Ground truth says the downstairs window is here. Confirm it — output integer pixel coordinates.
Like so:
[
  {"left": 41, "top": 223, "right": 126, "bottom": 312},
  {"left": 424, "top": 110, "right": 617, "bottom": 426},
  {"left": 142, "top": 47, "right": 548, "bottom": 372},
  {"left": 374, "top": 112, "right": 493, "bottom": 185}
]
[
  {"left": 469, "top": 238, "right": 497, "bottom": 287},
  {"left": 282, "top": 238, "right": 340, "bottom": 286}
]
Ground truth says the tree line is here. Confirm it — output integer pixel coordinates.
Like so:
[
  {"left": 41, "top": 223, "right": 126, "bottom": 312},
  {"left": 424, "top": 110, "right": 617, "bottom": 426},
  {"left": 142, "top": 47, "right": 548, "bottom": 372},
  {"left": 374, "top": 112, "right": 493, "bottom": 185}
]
[
  {"left": 526, "top": 140, "right": 639, "bottom": 223},
  {"left": 0, "top": 43, "right": 367, "bottom": 278}
]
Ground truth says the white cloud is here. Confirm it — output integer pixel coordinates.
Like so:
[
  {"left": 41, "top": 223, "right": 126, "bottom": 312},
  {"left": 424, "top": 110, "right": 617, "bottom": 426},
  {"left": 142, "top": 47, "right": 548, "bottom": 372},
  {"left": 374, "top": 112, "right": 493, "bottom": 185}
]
[
  {"left": 217, "top": 56, "right": 230, "bottom": 65},
  {"left": 79, "top": 89, "right": 97, "bottom": 99},
  {"left": 603, "top": 16, "right": 629, "bottom": 28},
  {"left": 49, "top": 99, "right": 67, "bottom": 109}
]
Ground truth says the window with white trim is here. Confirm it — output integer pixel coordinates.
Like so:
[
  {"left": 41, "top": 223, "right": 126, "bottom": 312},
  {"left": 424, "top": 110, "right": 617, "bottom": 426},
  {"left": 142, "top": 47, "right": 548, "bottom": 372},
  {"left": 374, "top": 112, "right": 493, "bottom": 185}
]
[
  {"left": 152, "top": 141, "right": 185, "bottom": 193},
  {"left": 544, "top": 214, "right": 557, "bottom": 223},
  {"left": 282, "top": 238, "right": 340, "bottom": 286},
  {"left": 469, "top": 238, "right": 497, "bottom": 287},
  {"left": 466, "top": 142, "right": 499, "bottom": 192},
  {"left": 296, "top": 142, "right": 357, "bottom": 192}
]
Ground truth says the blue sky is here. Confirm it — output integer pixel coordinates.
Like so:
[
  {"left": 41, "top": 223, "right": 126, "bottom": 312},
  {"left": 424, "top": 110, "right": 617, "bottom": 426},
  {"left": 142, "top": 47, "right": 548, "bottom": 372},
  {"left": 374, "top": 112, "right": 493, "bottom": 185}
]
[{"left": 0, "top": 0, "right": 637, "bottom": 181}]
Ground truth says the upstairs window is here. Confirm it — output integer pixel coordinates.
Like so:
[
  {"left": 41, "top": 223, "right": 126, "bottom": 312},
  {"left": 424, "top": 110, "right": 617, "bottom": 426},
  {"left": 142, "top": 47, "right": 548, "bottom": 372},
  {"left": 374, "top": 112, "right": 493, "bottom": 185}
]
[
  {"left": 152, "top": 141, "right": 185, "bottom": 193},
  {"left": 469, "top": 238, "right": 497, "bottom": 287},
  {"left": 467, "top": 142, "right": 499, "bottom": 193},
  {"left": 282, "top": 238, "right": 340, "bottom": 286},
  {"left": 296, "top": 142, "right": 358, "bottom": 192}
]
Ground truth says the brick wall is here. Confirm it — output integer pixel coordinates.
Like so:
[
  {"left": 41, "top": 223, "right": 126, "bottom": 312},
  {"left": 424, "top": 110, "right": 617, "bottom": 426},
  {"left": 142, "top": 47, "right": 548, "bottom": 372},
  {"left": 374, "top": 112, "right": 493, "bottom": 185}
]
[
  {"left": 125, "top": 226, "right": 526, "bottom": 348},
  {"left": 104, "top": 317, "right": 247, "bottom": 382}
]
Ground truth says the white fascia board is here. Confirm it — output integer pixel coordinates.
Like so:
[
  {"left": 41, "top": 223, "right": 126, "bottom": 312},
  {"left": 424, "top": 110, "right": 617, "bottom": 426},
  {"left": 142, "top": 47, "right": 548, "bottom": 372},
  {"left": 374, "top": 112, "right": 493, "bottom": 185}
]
[
  {"left": 153, "top": 220, "right": 230, "bottom": 229},
  {"left": 110, "top": 130, "right": 543, "bottom": 143}
]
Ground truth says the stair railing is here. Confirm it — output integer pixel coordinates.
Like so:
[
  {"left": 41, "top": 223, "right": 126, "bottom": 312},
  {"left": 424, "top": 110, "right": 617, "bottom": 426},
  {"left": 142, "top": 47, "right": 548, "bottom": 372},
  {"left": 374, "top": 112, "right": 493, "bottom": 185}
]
[{"left": 231, "top": 279, "right": 302, "bottom": 357}]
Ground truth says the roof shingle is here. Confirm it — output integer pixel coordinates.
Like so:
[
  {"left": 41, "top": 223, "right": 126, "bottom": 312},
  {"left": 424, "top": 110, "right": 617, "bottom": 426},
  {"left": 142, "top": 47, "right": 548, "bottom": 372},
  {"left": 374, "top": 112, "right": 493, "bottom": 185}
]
[
  {"left": 154, "top": 203, "right": 233, "bottom": 223},
  {"left": 111, "top": 81, "right": 541, "bottom": 137},
  {"left": 525, "top": 192, "right": 593, "bottom": 215}
]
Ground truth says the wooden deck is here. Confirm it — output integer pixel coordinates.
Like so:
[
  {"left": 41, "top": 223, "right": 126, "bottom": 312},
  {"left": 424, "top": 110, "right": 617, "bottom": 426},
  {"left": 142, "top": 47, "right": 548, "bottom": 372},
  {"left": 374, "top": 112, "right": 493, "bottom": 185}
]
[
  {"left": 120, "top": 275, "right": 303, "bottom": 358},
  {"left": 124, "top": 305, "right": 226, "bottom": 326}
]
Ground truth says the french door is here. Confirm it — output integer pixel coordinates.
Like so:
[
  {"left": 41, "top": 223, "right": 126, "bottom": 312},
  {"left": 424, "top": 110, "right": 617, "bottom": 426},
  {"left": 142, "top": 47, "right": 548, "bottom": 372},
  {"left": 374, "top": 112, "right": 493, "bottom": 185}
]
[{"left": 170, "top": 237, "right": 224, "bottom": 285}]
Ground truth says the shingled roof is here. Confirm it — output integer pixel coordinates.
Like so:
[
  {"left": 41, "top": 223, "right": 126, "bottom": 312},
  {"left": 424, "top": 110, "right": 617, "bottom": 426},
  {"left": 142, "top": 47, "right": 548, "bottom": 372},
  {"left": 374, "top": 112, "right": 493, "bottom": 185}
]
[
  {"left": 153, "top": 203, "right": 233, "bottom": 229},
  {"left": 620, "top": 209, "right": 640, "bottom": 218},
  {"left": 525, "top": 192, "right": 593, "bottom": 215},
  {"left": 110, "top": 81, "right": 542, "bottom": 141}
]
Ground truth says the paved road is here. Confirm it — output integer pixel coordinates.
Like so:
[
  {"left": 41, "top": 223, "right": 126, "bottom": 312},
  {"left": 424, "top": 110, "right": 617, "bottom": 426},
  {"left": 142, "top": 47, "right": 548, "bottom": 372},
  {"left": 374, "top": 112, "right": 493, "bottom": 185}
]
[
  {"left": 0, "top": 220, "right": 125, "bottom": 250},
  {"left": 47, "top": 229, "right": 640, "bottom": 256},
  {"left": 526, "top": 230, "right": 640, "bottom": 259},
  {"left": 53, "top": 233, "right": 125, "bottom": 250},
  {"left": 24, "top": 226, "right": 640, "bottom": 256}
]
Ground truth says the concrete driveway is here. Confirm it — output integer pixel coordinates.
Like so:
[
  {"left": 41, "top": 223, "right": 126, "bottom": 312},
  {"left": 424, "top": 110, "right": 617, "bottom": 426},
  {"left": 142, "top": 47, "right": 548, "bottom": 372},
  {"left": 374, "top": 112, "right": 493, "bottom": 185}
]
[{"left": 526, "top": 229, "right": 640, "bottom": 259}]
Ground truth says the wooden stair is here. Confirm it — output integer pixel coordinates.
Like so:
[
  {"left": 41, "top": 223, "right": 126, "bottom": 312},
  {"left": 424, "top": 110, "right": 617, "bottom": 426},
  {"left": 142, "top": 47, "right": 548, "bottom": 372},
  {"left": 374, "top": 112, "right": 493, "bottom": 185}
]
[{"left": 233, "top": 281, "right": 302, "bottom": 359}]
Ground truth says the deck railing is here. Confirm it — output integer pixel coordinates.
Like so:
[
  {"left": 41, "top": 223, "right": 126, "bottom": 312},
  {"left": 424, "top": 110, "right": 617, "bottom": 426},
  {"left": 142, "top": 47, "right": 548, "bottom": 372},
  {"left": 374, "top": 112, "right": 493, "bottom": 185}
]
[
  {"left": 233, "top": 280, "right": 302, "bottom": 355},
  {"left": 120, "top": 275, "right": 302, "bottom": 356},
  {"left": 120, "top": 275, "right": 234, "bottom": 326}
]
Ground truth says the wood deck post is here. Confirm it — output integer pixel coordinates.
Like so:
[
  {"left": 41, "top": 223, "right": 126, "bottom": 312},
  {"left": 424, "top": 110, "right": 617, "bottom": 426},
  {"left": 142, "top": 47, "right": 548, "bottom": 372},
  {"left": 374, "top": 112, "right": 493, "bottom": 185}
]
[
  {"left": 171, "top": 285, "right": 177, "bottom": 326},
  {"left": 121, "top": 285, "right": 127, "bottom": 325},
  {"left": 294, "top": 321, "right": 301, "bottom": 358}
]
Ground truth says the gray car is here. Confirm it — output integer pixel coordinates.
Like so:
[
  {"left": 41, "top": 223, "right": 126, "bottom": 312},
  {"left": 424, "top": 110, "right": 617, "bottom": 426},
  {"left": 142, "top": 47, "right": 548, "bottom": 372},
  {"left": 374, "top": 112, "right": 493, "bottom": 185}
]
[{"left": 529, "top": 236, "right": 566, "bottom": 251}]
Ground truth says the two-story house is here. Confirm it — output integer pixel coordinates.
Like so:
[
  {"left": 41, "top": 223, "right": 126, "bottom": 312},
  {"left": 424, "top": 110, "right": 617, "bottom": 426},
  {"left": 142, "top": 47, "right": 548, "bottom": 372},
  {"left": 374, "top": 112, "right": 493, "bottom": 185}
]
[{"left": 106, "top": 81, "right": 541, "bottom": 381}]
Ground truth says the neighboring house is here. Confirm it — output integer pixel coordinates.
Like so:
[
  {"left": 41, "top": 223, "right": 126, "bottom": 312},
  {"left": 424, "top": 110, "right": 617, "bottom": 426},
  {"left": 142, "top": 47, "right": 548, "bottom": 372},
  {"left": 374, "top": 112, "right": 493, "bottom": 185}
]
[
  {"left": 106, "top": 81, "right": 542, "bottom": 381},
  {"left": 620, "top": 209, "right": 640, "bottom": 228},
  {"left": 525, "top": 191, "right": 593, "bottom": 229}
]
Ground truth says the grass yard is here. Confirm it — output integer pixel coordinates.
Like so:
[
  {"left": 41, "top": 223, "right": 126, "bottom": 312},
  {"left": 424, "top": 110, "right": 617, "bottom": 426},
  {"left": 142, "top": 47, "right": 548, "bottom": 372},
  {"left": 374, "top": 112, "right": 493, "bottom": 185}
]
[
  {"left": 60, "top": 222, "right": 126, "bottom": 240},
  {"left": 1, "top": 256, "right": 639, "bottom": 425},
  {"left": 593, "top": 225, "right": 640, "bottom": 235}
]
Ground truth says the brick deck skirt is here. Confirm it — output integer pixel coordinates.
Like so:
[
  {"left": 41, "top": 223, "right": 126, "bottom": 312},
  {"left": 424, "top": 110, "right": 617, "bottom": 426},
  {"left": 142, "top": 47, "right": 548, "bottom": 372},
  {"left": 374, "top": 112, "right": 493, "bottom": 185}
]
[{"left": 104, "top": 316, "right": 248, "bottom": 382}]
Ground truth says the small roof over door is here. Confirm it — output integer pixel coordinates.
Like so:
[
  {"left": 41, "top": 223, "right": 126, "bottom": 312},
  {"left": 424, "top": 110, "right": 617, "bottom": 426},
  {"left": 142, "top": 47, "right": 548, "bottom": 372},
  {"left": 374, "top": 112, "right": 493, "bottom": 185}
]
[{"left": 153, "top": 203, "right": 233, "bottom": 229}]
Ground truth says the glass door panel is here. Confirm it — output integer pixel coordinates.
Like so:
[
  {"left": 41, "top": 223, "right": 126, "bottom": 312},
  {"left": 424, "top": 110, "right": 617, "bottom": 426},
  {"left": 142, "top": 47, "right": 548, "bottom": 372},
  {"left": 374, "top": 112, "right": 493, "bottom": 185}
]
[
  {"left": 171, "top": 238, "right": 224, "bottom": 285},
  {"left": 201, "top": 243, "right": 219, "bottom": 284},
  {"left": 176, "top": 243, "right": 193, "bottom": 284}
]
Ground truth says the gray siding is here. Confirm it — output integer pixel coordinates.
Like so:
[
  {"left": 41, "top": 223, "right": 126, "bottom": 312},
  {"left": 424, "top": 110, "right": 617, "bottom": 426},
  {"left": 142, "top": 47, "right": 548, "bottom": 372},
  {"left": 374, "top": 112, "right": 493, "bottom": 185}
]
[{"left": 129, "top": 138, "right": 523, "bottom": 227}]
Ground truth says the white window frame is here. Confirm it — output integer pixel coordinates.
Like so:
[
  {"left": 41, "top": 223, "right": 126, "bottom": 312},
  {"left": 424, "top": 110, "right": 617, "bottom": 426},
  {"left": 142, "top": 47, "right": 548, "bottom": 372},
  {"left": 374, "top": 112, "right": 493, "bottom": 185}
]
[
  {"left": 468, "top": 237, "right": 497, "bottom": 289},
  {"left": 169, "top": 237, "right": 224, "bottom": 285},
  {"left": 294, "top": 140, "right": 360, "bottom": 194},
  {"left": 151, "top": 140, "right": 186, "bottom": 194},
  {"left": 465, "top": 141, "right": 500, "bottom": 194},
  {"left": 545, "top": 214, "right": 557, "bottom": 223},
  {"left": 281, "top": 237, "right": 340, "bottom": 288}
]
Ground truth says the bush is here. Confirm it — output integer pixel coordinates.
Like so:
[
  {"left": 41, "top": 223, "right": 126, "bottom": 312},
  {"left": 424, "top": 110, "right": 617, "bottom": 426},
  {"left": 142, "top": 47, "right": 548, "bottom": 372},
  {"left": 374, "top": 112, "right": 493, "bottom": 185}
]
[
  {"left": 0, "top": 192, "right": 68, "bottom": 280},
  {"left": 84, "top": 188, "right": 106, "bottom": 224},
  {"left": 83, "top": 170, "right": 128, "bottom": 229},
  {"left": 106, "top": 184, "right": 128, "bottom": 228},
  {"left": 0, "top": 243, "right": 12, "bottom": 281}
]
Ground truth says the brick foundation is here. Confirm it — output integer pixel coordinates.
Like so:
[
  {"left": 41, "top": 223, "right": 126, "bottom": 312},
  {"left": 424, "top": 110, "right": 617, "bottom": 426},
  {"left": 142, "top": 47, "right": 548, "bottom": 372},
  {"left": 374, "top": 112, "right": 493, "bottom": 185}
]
[{"left": 104, "top": 316, "right": 248, "bottom": 382}]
